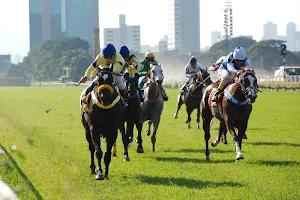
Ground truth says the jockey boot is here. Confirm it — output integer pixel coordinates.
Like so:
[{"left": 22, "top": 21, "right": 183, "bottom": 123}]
[
  {"left": 159, "top": 85, "right": 168, "bottom": 101},
  {"left": 212, "top": 83, "right": 225, "bottom": 103},
  {"left": 82, "top": 82, "right": 96, "bottom": 112},
  {"left": 138, "top": 88, "right": 144, "bottom": 102},
  {"left": 212, "top": 89, "right": 222, "bottom": 102},
  {"left": 119, "top": 89, "right": 128, "bottom": 106}
]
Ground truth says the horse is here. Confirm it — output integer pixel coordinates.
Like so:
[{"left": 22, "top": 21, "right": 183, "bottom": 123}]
[
  {"left": 123, "top": 66, "right": 143, "bottom": 152},
  {"left": 174, "top": 70, "right": 212, "bottom": 129},
  {"left": 137, "top": 63, "right": 164, "bottom": 153},
  {"left": 200, "top": 67, "right": 259, "bottom": 161},
  {"left": 80, "top": 68, "right": 124, "bottom": 180}
]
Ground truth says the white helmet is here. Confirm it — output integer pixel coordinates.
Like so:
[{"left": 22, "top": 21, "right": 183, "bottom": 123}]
[{"left": 233, "top": 46, "right": 246, "bottom": 60}]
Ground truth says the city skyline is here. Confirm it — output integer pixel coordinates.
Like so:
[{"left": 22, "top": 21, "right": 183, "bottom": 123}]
[{"left": 0, "top": 0, "right": 299, "bottom": 57}]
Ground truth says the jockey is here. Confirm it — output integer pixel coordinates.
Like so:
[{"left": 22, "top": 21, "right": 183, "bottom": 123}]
[
  {"left": 79, "top": 42, "right": 127, "bottom": 109},
  {"left": 180, "top": 56, "right": 205, "bottom": 93},
  {"left": 212, "top": 46, "right": 253, "bottom": 102},
  {"left": 139, "top": 51, "right": 168, "bottom": 101},
  {"left": 119, "top": 45, "right": 143, "bottom": 99}
]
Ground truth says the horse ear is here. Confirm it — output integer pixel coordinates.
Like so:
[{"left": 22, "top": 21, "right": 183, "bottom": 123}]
[
  {"left": 134, "top": 73, "right": 140, "bottom": 80},
  {"left": 124, "top": 72, "right": 129, "bottom": 80}
]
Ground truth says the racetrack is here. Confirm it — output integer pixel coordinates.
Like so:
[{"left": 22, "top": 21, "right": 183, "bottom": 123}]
[{"left": 1, "top": 87, "right": 300, "bottom": 199}]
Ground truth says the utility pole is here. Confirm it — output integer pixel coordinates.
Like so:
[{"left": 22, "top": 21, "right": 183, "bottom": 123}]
[{"left": 223, "top": 0, "right": 233, "bottom": 52}]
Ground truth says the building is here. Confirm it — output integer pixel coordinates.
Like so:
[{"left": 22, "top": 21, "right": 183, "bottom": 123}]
[
  {"left": 263, "top": 22, "right": 277, "bottom": 40},
  {"left": 29, "top": 0, "right": 99, "bottom": 52},
  {"left": 168, "top": 0, "right": 200, "bottom": 54},
  {"left": 295, "top": 31, "right": 300, "bottom": 52},
  {"left": 140, "top": 45, "right": 159, "bottom": 54},
  {"left": 286, "top": 22, "right": 297, "bottom": 51},
  {"left": 158, "top": 41, "right": 168, "bottom": 53},
  {"left": 103, "top": 15, "right": 140, "bottom": 52},
  {"left": 211, "top": 31, "right": 221, "bottom": 46}
]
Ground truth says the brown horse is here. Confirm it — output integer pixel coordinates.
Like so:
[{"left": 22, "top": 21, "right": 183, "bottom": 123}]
[
  {"left": 200, "top": 68, "right": 259, "bottom": 161},
  {"left": 80, "top": 68, "right": 124, "bottom": 180},
  {"left": 174, "top": 70, "right": 212, "bottom": 129}
]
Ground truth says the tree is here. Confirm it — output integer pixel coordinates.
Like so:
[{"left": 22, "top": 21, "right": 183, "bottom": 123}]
[
  {"left": 22, "top": 37, "right": 92, "bottom": 81},
  {"left": 248, "top": 40, "right": 300, "bottom": 70}
]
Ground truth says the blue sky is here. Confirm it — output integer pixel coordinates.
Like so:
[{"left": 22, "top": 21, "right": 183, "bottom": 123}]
[{"left": 0, "top": 0, "right": 299, "bottom": 57}]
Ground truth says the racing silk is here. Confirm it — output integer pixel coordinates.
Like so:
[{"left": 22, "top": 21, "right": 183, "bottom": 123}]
[
  {"left": 185, "top": 62, "right": 205, "bottom": 78},
  {"left": 124, "top": 53, "right": 141, "bottom": 73},
  {"left": 84, "top": 52, "right": 125, "bottom": 78},
  {"left": 138, "top": 59, "right": 159, "bottom": 77},
  {"left": 220, "top": 52, "right": 252, "bottom": 74}
]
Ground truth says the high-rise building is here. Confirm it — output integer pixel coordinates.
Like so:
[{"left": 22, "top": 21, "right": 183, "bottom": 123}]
[
  {"left": 295, "top": 31, "right": 300, "bottom": 52},
  {"left": 211, "top": 31, "right": 221, "bottom": 46},
  {"left": 29, "top": 0, "right": 99, "bottom": 52},
  {"left": 168, "top": 0, "right": 200, "bottom": 54},
  {"left": 103, "top": 15, "right": 140, "bottom": 52},
  {"left": 263, "top": 22, "right": 277, "bottom": 40},
  {"left": 286, "top": 22, "right": 297, "bottom": 51}
]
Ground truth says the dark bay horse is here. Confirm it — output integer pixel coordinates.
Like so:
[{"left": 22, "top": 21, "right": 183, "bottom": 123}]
[
  {"left": 174, "top": 70, "right": 212, "bottom": 129},
  {"left": 138, "top": 64, "right": 164, "bottom": 153},
  {"left": 80, "top": 68, "right": 124, "bottom": 180},
  {"left": 201, "top": 68, "right": 259, "bottom": 161}
]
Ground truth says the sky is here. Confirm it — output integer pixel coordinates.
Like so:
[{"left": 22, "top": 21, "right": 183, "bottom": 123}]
[{"left": 0, "top": 0, "right": 299, "bottom": 58}]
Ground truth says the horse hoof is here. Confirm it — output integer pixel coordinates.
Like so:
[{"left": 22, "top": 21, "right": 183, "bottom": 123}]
[
  {"left": 91, "top": 171, "right": 96, "bottom": 175},
  {"left": 124, "top": 155, "right": 130, "bottom": 161},
  {"left": 95, "top": 173, "right": 105, "bottom": 180},
  {"left": 236, "top": 152, "right": 244, "bottom": 160},
  {"left": 113, "top": 153, "right": 117, "bottom": 157},
  {"left": 243, "top": 135, "right": 248, "bottom": 139},
  {"left": 211, "top": 140, "right": 219, "bottom": 147},
  {"left": 197, "top": 125, "right": 200, "bottom": 129},
  {"left": 185, "top": 120, "right": 188, "bottom": 124},
  {"left": 206, "top": 156, "right": 210, "bottom": 161},
  {"left": 188, "top": 124, "right": 191, "bottom": 129},
  {"left": 146, "top": 131, "right": 150, "bottom": 136},
  {"left": 105, "top": 175, "right": 109, "bottom": 180},
  {"left": 137, "top": 147, "right": 144, "bottom": 153},
  {"left": 174, "top": 114, "right": 178, "bottom": 119}
]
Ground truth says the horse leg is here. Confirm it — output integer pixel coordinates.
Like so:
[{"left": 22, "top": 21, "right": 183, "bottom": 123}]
[
  {"left": 120, "top": 122, "right": 130, "bottom": 161},
  {"left": 211, "top": 121, "right": 226, "bottom": 147},
  {"left": 174, "top": 95, "right": 183, "bottom": 119},
  {"left": 85, "top": 128, "right": 96, "bottom": 174},
  {"left": 202, "top": 116, "right": 212, "bottom": 160},
  {"left": 223, "top": 124, "right": 228, "bottom": 145},
  {"left": 135, "top": 120, "right": 144, "bottom": 153},
  {"left": 186, "top": 112, "right": 192, "bottom": 129},
  {"left": 91, "top": 126, "right": 104, "bottom": 180},
  {"left": 151, "top": 117, "right": 160, "bottom": 152},
  {"left": 227, "top": 122, "right": 244, "bottom": 161},
  {"left": 82, "top": 114, "right": 96, "bottom": 174},
  {"left": 126, "top": 121, "right": 134, "bottom": 144},
  {"left": 196, "top": 106, "right": 200, "bottom": 129},
  {"left": 146, "top": 120, "right": 152, "bottom": 136},
  {"left": 104, "top": 133, "right": 116, "bottom": 179}
]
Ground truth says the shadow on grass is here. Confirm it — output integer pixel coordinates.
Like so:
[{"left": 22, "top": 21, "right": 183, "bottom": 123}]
[
  {"left": 0, "top": 144, "right": 44, "bottom": 200},
  {"left": 249, "top": 141, "right": 300, "bottom": 147},
  {"left": 154, "top": 156, "right": 234, "bottom": 164},
  {"left": 162, "top": 148, "right": 234, "bottom": 154},
  {"left": 247, "top": 160, "right": 300, "bottom": 166},
  {"left": 136, "top": 175, "right": 243, "bottom": 189}
]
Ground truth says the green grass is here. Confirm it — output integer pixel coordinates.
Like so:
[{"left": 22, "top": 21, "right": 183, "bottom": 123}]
[{"left": 1, "top": 87, "right": 300, "bottom": 200}]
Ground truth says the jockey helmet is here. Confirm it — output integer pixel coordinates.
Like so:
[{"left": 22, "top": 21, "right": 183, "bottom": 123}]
[
  {"left": 233, "top": 46, "right": 246, "bottom": 61},
  {"left": 145, "top": 51, "right": 154, "bottom": 58},
  {"left": 120, "top": 46, "right": 130, "bottom": 58},
  {"left": 103, "top": 42, "right": 116, "bottom": 58},
  {"left": 189, "top": 57, "right": 197, "bottom": 63}
]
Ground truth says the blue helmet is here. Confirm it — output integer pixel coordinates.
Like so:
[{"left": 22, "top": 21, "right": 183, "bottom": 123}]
[
  {"left": 119, "top": 46, "right": 130, "bottom": 58},
  {"left": 102, "top": 42, "right": 116, "bottom": 58},
  {"left": 189, "top": 57, "right": 197, "bottom": 63}
]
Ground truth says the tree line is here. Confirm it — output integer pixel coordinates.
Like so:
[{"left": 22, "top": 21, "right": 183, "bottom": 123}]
[{"left": 5, "top": 36, "right": 300, "bottom": 82}]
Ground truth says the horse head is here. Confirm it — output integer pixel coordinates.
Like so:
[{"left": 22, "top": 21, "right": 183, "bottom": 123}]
[
  {"left": 96, "top": 68, "right": 115, "bottom": 106},
  {"left": 150, "top": 63, "right": 164, "bottom": 85},
  {"left": 238, "top": 67, "right": 259, "bottom": 104},
  {"left": 124, "top": 70, "right": 139, "bottom": 98}
]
